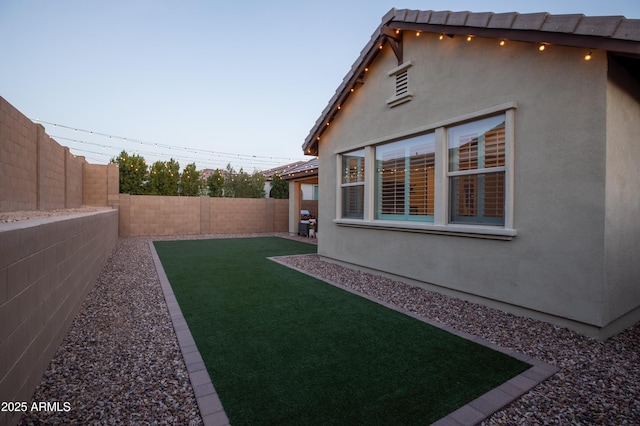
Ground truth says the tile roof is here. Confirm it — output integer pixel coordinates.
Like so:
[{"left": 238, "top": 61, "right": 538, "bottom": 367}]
[
  {"left": 262, "top": 159, "right": 318, "bottom": 180},
  {"left": 280, "top": 158, "right": 318, "bottom": 180},
  {"left": 302, "top": 8, "right": 640, "bottom": 155},
  {"left": 261, "top": 161, "right": 306, "bottom": 179},
  {"left": 387, "top": 9, "right": 640, "bottom": 42}
]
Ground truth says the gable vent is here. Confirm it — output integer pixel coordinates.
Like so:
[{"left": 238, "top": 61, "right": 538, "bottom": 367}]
[
  {"left": 395, "top": 70, "right": 409, "bottom": 96},
  {"left": 386, "top": 60, "right": 413, "bottom": 108}
]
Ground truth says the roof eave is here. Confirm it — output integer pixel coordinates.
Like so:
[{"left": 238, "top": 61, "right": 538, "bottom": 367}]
[{"left": 302, "top": 8, "right": 640, "bottom": 156}]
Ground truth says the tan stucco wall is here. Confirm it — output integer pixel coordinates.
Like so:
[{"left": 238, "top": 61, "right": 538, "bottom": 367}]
[
  {"left": 603, "top": 58, "right": 640, "bottom": 331},
  {"left": 0, "top": 210, "right": 118, "bottom": 426},
  {"left": 316, "top": 33, "right": 622, "bottom": 336}
]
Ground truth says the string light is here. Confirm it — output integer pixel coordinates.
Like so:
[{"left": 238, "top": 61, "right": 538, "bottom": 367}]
[
  {"left": 305, "top": 30, "right": 593, "bottom": 155},
  {"left": 33, "top": 119, "right": 307, "bottom": 171}
]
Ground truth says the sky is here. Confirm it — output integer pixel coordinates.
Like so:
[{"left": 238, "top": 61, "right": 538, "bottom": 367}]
[{"left": 1, "top": 1, "right": 639, "bottom": 172}]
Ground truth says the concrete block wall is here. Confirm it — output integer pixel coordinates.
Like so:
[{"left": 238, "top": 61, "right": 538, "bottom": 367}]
[
  {"left": 39, "top": 128, "right": 66, "bottom": 209},
  {"left": 0, "top": 97, "right": 38, "bottom": 211},
  {"left": 1, "top": 96, "right": 118, "bottom": 213},
  {"left": 82, "top": 162, "right": 119, "bottom": 207},
  {"left": 118, "top": 195, "right": 290, "bottom": 237},
  {"left": 0, "top": 210, "right": 119, "bottom": 426},
  {"left": 301, "top": 200, "right": 318, "bottom": 219},
  {"left": 66, "top": 152, "right": 84, "bottom": 208},
  {"left": 207, "top": 198, "right": 289, "bottom": 235},
  {"left": 124, "top": 195, "right": 201, "bottom": 236}
]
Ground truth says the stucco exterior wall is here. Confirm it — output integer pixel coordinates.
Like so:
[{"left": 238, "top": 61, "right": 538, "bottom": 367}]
[
  {"left": 317, "top": 34, "right": 614, "bottom": 335},
  {"left": 603, "top": 58, "right": 640, "bottom": 331},
  {"left": 0, "top": 210, "right": 118, "bottom": 426}
]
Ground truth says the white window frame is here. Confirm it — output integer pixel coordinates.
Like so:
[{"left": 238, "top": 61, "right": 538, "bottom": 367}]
[
  {"left": 337, "top": 149, "right": 367, "bottom": 220},
  {"left": 335, "top": 102, "right": 516, "bottom": 240}
]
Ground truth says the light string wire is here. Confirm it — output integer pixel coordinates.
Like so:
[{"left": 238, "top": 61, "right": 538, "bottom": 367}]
[{"left": 33, "top": 119, "right": 308, "bottom": 171}]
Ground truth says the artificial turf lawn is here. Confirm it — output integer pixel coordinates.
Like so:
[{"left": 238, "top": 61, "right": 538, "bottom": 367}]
[{"left": 154, "top": 237, "right": 530, "bottom": 425}]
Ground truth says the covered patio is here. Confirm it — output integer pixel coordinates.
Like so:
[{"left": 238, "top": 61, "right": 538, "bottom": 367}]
[{"left": 279, "top": 158, "right": 319, "bottom": 235}]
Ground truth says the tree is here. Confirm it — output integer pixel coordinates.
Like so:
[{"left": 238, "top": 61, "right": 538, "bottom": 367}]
[
  {"left": 111, "top": 150, "right": 148, "bottom": 194},
  {"left": 206, "top": 169, "right": 224, "bottom": 197},
  {"left": 222, "top": 164, "right": 265, "bottom": 198},
  {"left": 179, "top": 162, "right": 201, "bottom": 196},
  {"left": 269, "top": 172, "right": 289, "bottom": 199},
  {"left": 222, "top": 164, "right": 239, "bottom": 197},
  {"left": 148, "top": 159, "right": 180, "bottom": 196},
  {"left": 248, "top": 170, "right": 266, "bottom": 198}
]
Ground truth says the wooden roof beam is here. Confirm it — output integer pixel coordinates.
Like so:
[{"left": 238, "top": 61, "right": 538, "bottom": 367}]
[{"left": 381, "top": 25, "right": 403, "bottom": 64}]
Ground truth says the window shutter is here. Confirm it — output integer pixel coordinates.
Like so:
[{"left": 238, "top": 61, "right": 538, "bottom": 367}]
[{"left": 408, "top": 145, "right": 435, "bottom": 216}]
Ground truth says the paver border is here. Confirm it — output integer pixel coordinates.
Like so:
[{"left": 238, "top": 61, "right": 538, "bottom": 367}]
[
  {"left": 149, "top": 242, "right": 230, "bottom": 426},
  {"left": 150, "top": 239, "right": 559, "bottom": 426}
]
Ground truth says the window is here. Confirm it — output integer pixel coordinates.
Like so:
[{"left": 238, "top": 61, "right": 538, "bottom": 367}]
[
  {"left": 448, "top": 115, "right": 506, "bottom": 225},
  {"left": 376, "top": 133, "right": 435, "bottom": 221},
  {"left": 341, "top": 149, "right": 365, "bottom": 219},
  {"left": 335, "top": 104, "right": 515, "bottom": 238}
]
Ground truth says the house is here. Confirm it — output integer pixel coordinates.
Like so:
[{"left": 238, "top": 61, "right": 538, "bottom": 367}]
[
  {"left": 301, "top": 9, "right": 640, "bottom": 339},
  {"left": 277, "top": 158, "right": 319, "bottom": 234},
  {"left": 262, "top": 160, "right": 314, "bottom": 199}
]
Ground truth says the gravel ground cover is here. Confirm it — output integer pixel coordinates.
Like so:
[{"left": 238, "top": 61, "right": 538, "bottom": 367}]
[
  {"left": 17, "top": 229, "right": 639, "bottom": 425},
  {"left": 19, "top": 237, "right": 203, "bottom": 426},
  {"left": 0, "top": 207, "right": 109, "bottom": 223}
]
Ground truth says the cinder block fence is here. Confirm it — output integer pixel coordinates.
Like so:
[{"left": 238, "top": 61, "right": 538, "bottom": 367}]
[{"left": 0, "top": 211, "right": 119, "bottom": 426}]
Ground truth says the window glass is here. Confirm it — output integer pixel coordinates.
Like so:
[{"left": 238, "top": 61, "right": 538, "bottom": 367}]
[
  {"left": 376, "top": 133, "right": 435, "bottom": 221},
  {"left": 342, "top": 185, "right": 364, "bottom": 219},
  {"left": 448, "top": 115, "right": 506, "bottom": 225},
  {"left": 448, "top": 115, "right": 505, "bottom": 171},
  {"left": 342, "top": 150, "right": 365, "bottom": 183},
  {"left": 341, "top": 149, "right": 365, "bottom": 219}
]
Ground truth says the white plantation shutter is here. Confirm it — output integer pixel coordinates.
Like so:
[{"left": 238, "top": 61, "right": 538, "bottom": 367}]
[{"left": 376, "top": 133, "right": 435, "bottom": 220}]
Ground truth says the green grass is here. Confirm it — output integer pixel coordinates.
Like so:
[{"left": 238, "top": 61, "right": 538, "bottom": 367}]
[{"left": 154, "top": 237, "right": 530, "bottom": 425}]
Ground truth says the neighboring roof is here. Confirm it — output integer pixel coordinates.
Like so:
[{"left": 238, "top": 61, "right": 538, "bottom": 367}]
[
  {"left": 302, "top": 8, "right": 640, "bottom": 155},
  {"left": 261, "top": 161, "right": 306, "bottom": 179},
  {"left": 279, "top": 158, "right": 318, "bottom": 181}
]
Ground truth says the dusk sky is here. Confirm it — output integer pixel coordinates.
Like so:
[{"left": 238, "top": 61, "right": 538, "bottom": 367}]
[{"left": 2, "top": 1, "right": 639, "bottom": 171}]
